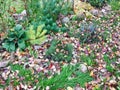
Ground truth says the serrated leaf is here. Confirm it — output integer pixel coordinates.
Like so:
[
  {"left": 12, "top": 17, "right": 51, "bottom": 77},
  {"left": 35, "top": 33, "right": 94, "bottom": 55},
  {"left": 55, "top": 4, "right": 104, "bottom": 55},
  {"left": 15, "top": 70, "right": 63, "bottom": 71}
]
[
  {"left": 38, "top": 30, "right": 47, "bottom": 37},
  {"left": 30, "top": 36, "right": 46, "bottom": 45},
  {"left": 26, "top": 25, "right": 36, "bottom": 39},
  {"left": 36, "top": 24, "right": 45, "bottom": 37}
]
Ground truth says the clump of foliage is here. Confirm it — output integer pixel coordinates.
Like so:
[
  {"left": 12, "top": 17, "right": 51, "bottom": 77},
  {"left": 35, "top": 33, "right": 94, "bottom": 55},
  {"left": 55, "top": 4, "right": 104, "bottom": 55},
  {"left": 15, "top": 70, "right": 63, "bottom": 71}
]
[
  {"left": 103, "top": 55, "right": 116, "bottom": 73},
  {"left": 25, "top": 0, "right": 72, "bottom": 33},
  {"left": 5, "top": 64, "right": 92, "bottom": 89},
  {"left": 80, "top": 53, "right": 96, "bottom": 66},
  {"left": 88, "top": 0, "right": 107, "bottom": 7},
  {"left": 10, "top": 64, "right": 35, "bottom": 86},
  {"left": 76, "top": 22, "right": 99, "bottom": 43},
  {"left": 109, "top": 0, "right": 120, "bottom": 10},
  {"left": 37, "top": 64, "right": 93, "bottom": 89},
  {"left": 40, "top": 0, "right": 72, "bottom": 32},
  {"left": 0, "top": 0, "right": 15, "bottom": 32},
  {"left": 2, "top": 24, "right": 27, "bottom": 52},
  {"left": 2, "top": 24, "right": 47, "bottom": 52},
  {"left": 46, "top": 39, "right": 73, "bottom": 62},
  {"left": 26, "top": 24, "right": 47, "bottom": 45},
  {"left": 100, "top": 30, "right": 112, "bottom": 42}
]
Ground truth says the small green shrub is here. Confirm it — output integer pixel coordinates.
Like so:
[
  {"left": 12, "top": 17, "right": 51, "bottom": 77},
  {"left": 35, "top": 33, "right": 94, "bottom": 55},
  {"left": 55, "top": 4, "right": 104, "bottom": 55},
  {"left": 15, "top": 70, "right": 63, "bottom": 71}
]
[
  {"left": 26, "top": 0, "right": 72, "bottom": 33},
  {"left": 88, "top": 0, "right": 107, "bottom": 7},
  {"left": 2, "top": 24, "right": 27, "bottom": 52},
  {"left": 76, "top": 22, "right": 99, "bottom": 43},
  {"left": 100, "top": 30, "right": 112, "bottom": 42},
  {"left": 45, "top": 39, "right": 73, "bottom": 62},
  {"left": 0, "top": 0, "right": 15, "bottom": 32},
  {"left": 109, "top": 0, "right": 120, "bottom": 10}
]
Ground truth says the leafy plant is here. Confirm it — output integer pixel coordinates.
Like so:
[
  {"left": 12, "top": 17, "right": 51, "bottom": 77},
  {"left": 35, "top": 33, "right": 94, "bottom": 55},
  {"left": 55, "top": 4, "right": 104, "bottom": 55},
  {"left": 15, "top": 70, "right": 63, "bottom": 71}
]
[
  {"left": 109, "top": 0, "right": 120, "bottom": 11},
  {"left": 40, "top": 0, "right": 72, "bottom": 32},
  {"left": 100, "top": 30, "right": 112, "bottom": 42},
  {"left": 103, "top": 55, "right": 116, "bottom": 73},
  {"left": 2, "top": 24, "right": 27, "bottom": 52},
  {"left": 76, "top": 22, "right": 99, "bottom": 43},
  {"left": 46, "top": 39, "right": 73, "bottom": 62},
  {"left": 26, "top": 24, "right": 47, "bottom": 45},
  {"left": 27, "top": 46, "right": 38, "bottom": 58},
  {"left": 10, "top": 64, "right": 35, "bottom": 85},
  {"left": 80, "top": 53, "right": 96, "bottom": 66},
  {"left": 25, "top": 0, "right": 72, "bottom": 33},
  {"left": 88, "top": 0, "right": 107, "bottom": 7},
  {"left": 0, "top": 0, "right": 15, "bottom": 32}
]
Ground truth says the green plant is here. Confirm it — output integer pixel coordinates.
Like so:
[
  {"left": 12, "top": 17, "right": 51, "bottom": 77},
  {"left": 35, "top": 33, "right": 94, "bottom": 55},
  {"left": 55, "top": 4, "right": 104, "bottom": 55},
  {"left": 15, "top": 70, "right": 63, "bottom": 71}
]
[
  {"left": 2, "top": 24, "right": 27, "bottom": 52},
  {"left": 27, "top": 46, "right": 38, "bottom": 58},
  {"left": 100, "top": 30, "right": 112, "bottom": 42},
  {"left": 0, "top": 0, "right": 15, "bottom": 32},
  {"left": 10, "top": 64, "right": 35, "bottom": 85},
  {"left": 45, "top": 39, "right": 73, "bottom": 62},
  {"left": 80, "top": 53, "right": 96, "bottom": 66},
  {"left": 37, "top": 64, "right": 93, "bottom": 89},
  {"left": 25, "top": 0, "right": 72, "bottom": 33},
  {"left": 76, "top": 22, "right": 99, "bottom": 43},
  {"left": 40, "top": 0, "right": 72, "bottom": 32},
  {"left": 25, "top": 24, "right": 47, "bottom": 45},
  {"left": 109, "top": 0, "right": 120, "bottom": 10},
  {"left": 103, "top": 55, "right": 116, "bottom": 73},
  {"left": 88, "top": 0, "right": 107, "bottom": 7}
]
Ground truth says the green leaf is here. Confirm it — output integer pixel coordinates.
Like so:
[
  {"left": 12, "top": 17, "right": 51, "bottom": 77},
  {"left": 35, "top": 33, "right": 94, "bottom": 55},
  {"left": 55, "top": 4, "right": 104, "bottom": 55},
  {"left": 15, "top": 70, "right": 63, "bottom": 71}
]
[
  {"left": 8, "top": 38, "right": 15, "bottom": 41},
  {"left": 14, "top": 24, "right": 22, "bottom": 31},
  {"left": 18, "top": 40, "right": 26, "bottom": 49},
  {"left": 30, "top": 36, "right": 46, "bottom": 45},
  {"left": 18, "top": 30, "right": 25, "bottom": 38},
  {"left": 36, "top": 24, "right": 45, "bottom": 37},
  {"left": 26, "top": 25, "right": 36, "bottom": 39},
  {"left": 2, "top": 42, "right": 9, "bottom": 51},
  {"left": 10, "top": 42, "right": 16, "bottom": 51}
]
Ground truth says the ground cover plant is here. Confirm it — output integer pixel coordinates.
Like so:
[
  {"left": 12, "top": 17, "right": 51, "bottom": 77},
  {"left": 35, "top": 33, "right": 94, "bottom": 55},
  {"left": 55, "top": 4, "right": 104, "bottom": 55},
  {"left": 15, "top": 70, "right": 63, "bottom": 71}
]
[{"left": 0, "top": 0, "right": 120, "bottom": 90}]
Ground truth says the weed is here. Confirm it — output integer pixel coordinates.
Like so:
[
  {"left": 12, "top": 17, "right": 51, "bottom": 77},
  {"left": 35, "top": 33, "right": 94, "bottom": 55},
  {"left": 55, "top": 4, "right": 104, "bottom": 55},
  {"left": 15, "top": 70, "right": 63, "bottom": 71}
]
[
  {"left": 0, "top": 0, "right": 15, "bottom": 32},
  {"left": 75, "top": 22, "right": 99, "bottom": 43},
  {"left": 37, "top": 64, "right": 93, "bottom": 89},
  {"left": 80, "top": 53, "right": 96, "bottom": 66},
  {"left": 88, "top": 0, "right": 108, "bottom": 8},
  {"left": 103, "top": 55, "right": 116, "bottom": 73},
  {"left": 10, "top": 64, "right": 35, "bottom": 85},
  {"left": 45, "top": 39, "right": 73, "bottom": 62},
  {"left": 109, "top": 0, "right": 120, "bottom": 11}
]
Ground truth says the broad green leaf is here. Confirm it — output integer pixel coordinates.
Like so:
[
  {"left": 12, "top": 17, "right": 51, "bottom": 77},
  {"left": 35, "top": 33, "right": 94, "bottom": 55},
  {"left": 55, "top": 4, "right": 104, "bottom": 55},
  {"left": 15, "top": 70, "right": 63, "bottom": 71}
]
[
  {"left": 18, "top": 40, "right": 26, "bottom": 49},
  {"left": 14, "top": 24, "right": 22, "bottom": 31},
  {"left": 10, "top": 42, "right": 16, "bottom": 51},
  {"left": 2, "top": 42, "right": 9, "bottom": 51},
  {"left": 8, "top": 38, "right": 15, "bottom": 41},
  {"left": 18, "top": 30, "right": 25, "bottom": 38}
]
